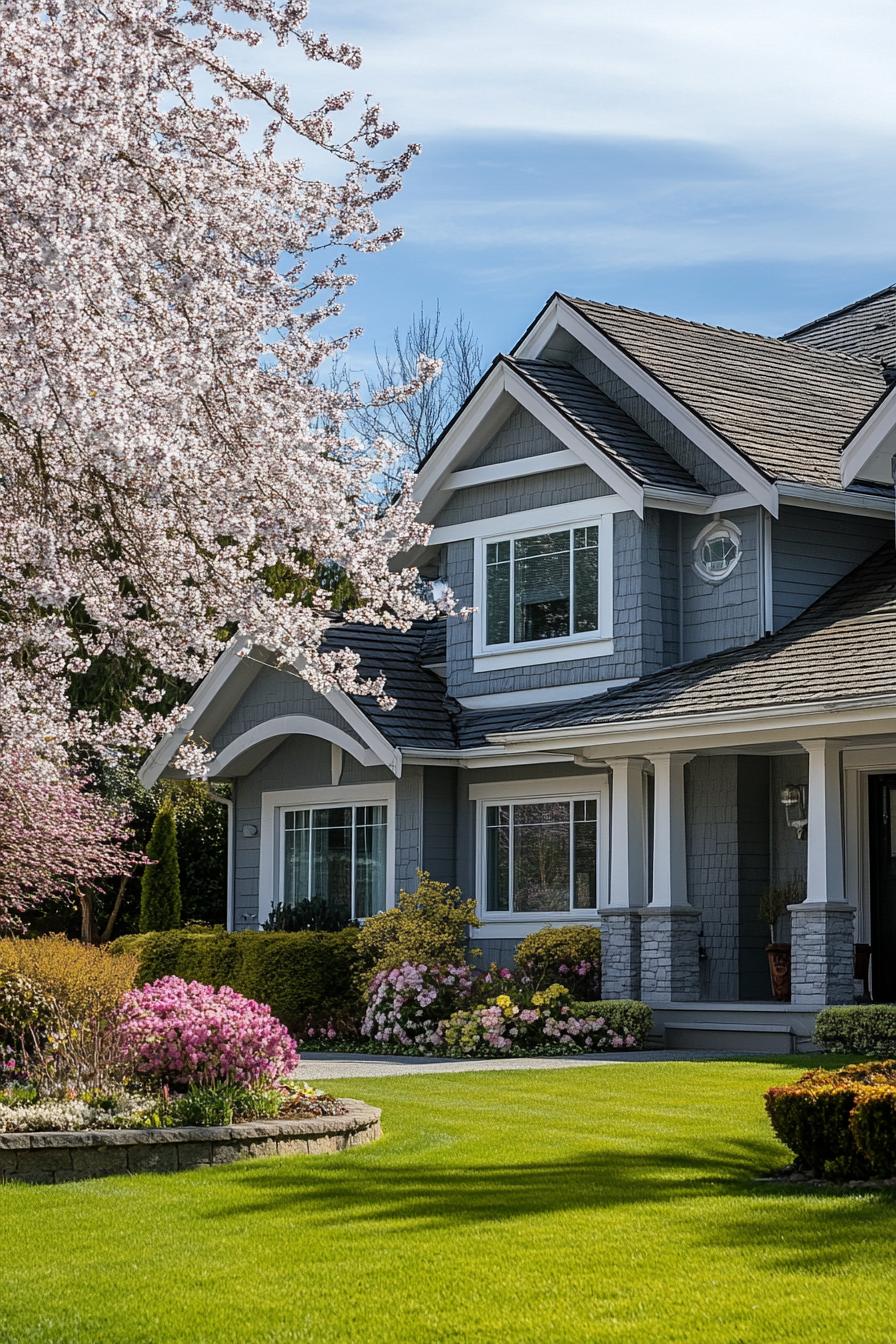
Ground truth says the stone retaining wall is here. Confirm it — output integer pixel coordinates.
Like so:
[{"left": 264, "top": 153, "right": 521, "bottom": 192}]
[{"left": 0, "top": 1099, "right": 380, "bottom": 1185}]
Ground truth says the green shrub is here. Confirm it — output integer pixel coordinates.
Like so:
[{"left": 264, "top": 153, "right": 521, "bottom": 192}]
[
  {"left": 765, "top": 1060, "right": 896, "bottom": 1177},
  {"left": 111, "top": 928, "right": 364, "bottom": 1036},
  {"left": 814, "top": 1004, "right": 896, "bottom": 1056},
  {"left": 0, "top": 971, "right": 56, "bottom": 1050},
  {"left": 140, "top": 799, "right": 182, "bottom": 932},
  {"left": 569, "top": 999, "right": 651, "bottom": 1047},
  {"left": 515, "top": 925, "right": 601, "bottom": 998},
  {"left": 356, "top": 872, "right": 479, "bottom": 981},
  {"left": 849, "top": 1086, "right": 896, "bottom": 1177}
]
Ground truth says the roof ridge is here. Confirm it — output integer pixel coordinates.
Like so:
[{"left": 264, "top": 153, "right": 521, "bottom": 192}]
[
  {"left": 782, "top": 283, "right": 896, "bottom": 342},
  {"left": 562, "top": 294, "right": 884, "bottom": 372}
]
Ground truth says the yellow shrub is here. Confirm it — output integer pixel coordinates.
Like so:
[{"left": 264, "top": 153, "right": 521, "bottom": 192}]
[{"left": 0, "top": 935, "right": 137, "bottom": 1021}]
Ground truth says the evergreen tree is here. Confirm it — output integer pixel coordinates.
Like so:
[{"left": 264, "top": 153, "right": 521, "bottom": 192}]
[{"left": 139, "top": 799, "right": 181, "bottom": 932}]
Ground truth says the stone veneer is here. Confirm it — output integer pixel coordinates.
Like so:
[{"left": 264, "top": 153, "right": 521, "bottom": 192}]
[
  {"left": 639, "top": 907, "right": 700, "bottom": 1001},
  {"left": 789, "top": 905, "right": 856, "bottom": 1006},
  {"left": 601, "top": 911, "right": 642, "bottom": 999},
  {"left": 0, "top": 1099, "right": 380, "bottom": 1185}
]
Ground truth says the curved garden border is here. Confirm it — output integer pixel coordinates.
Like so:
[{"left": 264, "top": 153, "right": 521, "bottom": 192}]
[{"left": 0, "top": 1099, "right": 381, "bottom": 1184}]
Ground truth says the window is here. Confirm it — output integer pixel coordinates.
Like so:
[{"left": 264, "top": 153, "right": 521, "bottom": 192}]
[
  {"left": 485, "top": 525, "right": 600, "bottom": 647},
  {"left": 282, "top": 803, "right": 387, "bottom": 922},
  {"left": 693, "top": 519, "right": 742, "bottom": 583},
  {"left": 484, "top": 798, "right": 599, "bottom": 913}
]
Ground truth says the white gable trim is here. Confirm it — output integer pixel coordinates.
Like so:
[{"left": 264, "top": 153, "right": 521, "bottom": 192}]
[
  {"left": 412, "top": 359, "right": 645, "bottom": 522},
  {"left": 840, "top": 388, "right": 896, "bottom": 486},
  {"left": 211, "top": 716, "right": 380, "bottom": 777},
  {"left": 446, "top": 448, "right": 581, "bottom": 490},
  {"left": 139, "top": 647, "right": 403, "bottom": 788},
  {"left": 513, "top": 296, "right": 779, "bottom": 517}
]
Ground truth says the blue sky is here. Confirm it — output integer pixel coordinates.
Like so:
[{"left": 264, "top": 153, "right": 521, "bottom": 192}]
[{"left": 262, "top": 0, "right": 896, "bottom": 366}]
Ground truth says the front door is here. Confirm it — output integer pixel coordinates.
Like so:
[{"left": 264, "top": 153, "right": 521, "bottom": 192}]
[{"left": 869, "top": 775, "right": 896, "bottom": 1002}]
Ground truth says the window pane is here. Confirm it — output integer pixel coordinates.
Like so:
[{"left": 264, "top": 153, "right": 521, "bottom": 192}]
[
  {"left": 311, "top": 808, "right": 352, "bottom": 926},
  {"left": 486, "top": 805, "right": 510, "bottom": 911},
  {"left": 513, "top": 531, "right": 570, "bottom": 643},
  {"left": 573, "top": 803, "right": 598, "bottom": 909},
  {"left": 486, "top": 546, "right": 511, "bottom": 645},
  {"left": 513, "top": 802, "right": 570, "bottom": 912},
  {"left": 283, "top": 809, "right": 310, "bottom": 907},
  {"left": 573, "top": 528, "right": 599, "bottom": 634},
  {"left": 355, "top": 805, "right": 387, "bottom": 918}
]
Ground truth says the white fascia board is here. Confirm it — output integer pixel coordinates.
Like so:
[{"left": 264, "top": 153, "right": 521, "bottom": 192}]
[
  {"left": 487, "top": 697, "right": 896, "bottom": 756},
  {"left": 514, "top": 298, "right": 779, "bottom": 518},
  {"left": 777, "top": 481, "right": 896, "bottom": 517},
  {"left": 412, "top": 364, "right": 512, "bottom": 517},
  {"left": 138, "top": 638, "right": 251, "bottom": 789},
  {"left": 445, "top": 448, "right": 581, "bottom": 490},
  {"left": 840, "top": 390, "right": 896, "bottom": 486},
  {"left": 322, "top": 684, "right": 403, "bottom": 779}
]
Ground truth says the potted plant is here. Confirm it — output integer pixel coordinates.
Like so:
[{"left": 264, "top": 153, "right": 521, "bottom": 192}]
[{"left": 759, "top": 877, "right": 805, "bottom": 1001}]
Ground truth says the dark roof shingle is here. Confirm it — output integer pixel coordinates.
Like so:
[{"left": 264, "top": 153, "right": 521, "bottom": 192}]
[{"left": 784, "top": 285, "right": 896, "bottom": 364}]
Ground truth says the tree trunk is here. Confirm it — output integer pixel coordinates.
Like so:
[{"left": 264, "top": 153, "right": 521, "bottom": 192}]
[
  {"left": 77, "top": 883, "right": 97, "bottom": 945},
  {"left": 100, "top": 874, "right": 129, "bottom": 943}
]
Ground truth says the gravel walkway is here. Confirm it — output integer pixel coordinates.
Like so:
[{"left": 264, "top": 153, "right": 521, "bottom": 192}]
[{"left": 296, "top": 1049, "right": 728, "bottom": 1079}]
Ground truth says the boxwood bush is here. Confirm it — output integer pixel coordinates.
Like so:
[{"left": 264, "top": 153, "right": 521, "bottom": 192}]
[
  {"left": 765, "top": 1060, "right": 896, "bottom": 1179},
  {"left": 515, "top": 925, "right": 601, "bottom": 998},
  {"left": 814, "top": 1004, "right": 896, "bottom": 1056},
  {"left": 111, "top": 928, "right": 364, "bottom": 1037},
  {"left": 569, "top": 999, "right": 651, "bottom": 1048}
]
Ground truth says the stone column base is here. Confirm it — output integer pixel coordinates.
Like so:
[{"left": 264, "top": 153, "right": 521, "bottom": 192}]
[
  {"left": 601, "top": 910, "right": 642, "bottom": 1000},
  {"left": 789, "top": 903, "right": 856, "bottom": 1005},
  {"left": 639, "top": 906, "right": 700, "bottom": 1001}
]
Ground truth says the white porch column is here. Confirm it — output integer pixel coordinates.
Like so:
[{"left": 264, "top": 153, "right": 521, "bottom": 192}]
[
  {"left": 790, "top": 739, "right": 855, "bottom": 1005},
  {"left": 649, "top": 752, "right": 692, "bottom": 908},
  {"left": 640, "top": 752, "right": 699, "bottom": 1002},
  {"left": 604, "top": 759, "right": 647, "bottom": 999}
]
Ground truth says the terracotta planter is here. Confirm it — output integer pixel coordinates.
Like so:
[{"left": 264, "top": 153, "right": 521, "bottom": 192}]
[{"left": 766, "top": 943, "right": 791, "bottom": 1001}]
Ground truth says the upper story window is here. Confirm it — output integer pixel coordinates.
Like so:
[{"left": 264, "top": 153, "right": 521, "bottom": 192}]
[
  {"left": 485, "top": 524, "right": 601, "bottom": 647},
  {"left": 693, "top": 518, "right": 742, "bottom": 583}
]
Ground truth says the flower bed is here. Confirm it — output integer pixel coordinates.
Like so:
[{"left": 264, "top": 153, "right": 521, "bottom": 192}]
[{"left": 765, "top": 1060, "right": 896, "bottom": 1180}]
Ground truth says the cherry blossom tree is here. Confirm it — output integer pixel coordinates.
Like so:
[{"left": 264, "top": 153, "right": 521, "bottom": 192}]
[
  {"left": 0, "top": 0, "right": 440, "bottom": 775},
  {"left": 0, "top": 748, "right": 143, "bottom": 937}
]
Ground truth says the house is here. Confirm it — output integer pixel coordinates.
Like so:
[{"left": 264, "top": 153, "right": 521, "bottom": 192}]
[{"left": 141, "top": 283, "right": 896, "bottom": 1050}]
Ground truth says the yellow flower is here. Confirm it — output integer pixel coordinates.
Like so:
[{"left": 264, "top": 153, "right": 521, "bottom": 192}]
[{"left": 496, "top": 994, "right": 511, "bottom": 1008}]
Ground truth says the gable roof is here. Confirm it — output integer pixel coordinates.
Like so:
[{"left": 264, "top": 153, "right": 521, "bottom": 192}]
[
  {"left": 494, "top": 544, "right": 896, "bottom": 738},
  {"left": 784, "top": 284, "right": 896, "bottom": 364},
  {"left": 562, "top": 296, "right": 889, "bottom": 492},
  {"left": 507, "top": 358, "right": 703, "bottom": 493}
]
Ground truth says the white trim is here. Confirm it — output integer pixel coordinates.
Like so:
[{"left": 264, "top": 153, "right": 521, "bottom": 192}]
[
  {"left": 691, "top": 517, "right": 743, "bottom": 584},
  {"left": 211, "top": 715, "right": 379, "bottom": 777},
  {"left": 471, "top": 774, "right": 610, "bottom": 920},
  {"left": 843, "top": 743, "right": 896, "bottom": 949},
  {"left": 470, "top": 511, "right": 614, "bottom": 673},
  {"left": 429, "top": 493, "right": 629, "bottom": 546},
  {"left": 258, "top": 782, "right": 396, "bottom": 929},
  {"left": 513, "top": 297, "right": 779, "bottom": 516},
  {"left": 760, "top": 511, "right": 774, "bottom": 634},
  {"left": 457, "top": 677, "right": 632, "bottom": 709},
  {"left": 778, "top": 481, "right": 896, "bottom": 517},
  {"left": 840, "top": 390, "right": 896, "bottom": 486},
  {"left": 322, "top": 686, "right": 403, "bottom": 778},
  {"left": 209, "top": 790, "right": 234, "bottom": 933},
  {"left": 446, "top": 449, "right": 582, "bottom": 490}
]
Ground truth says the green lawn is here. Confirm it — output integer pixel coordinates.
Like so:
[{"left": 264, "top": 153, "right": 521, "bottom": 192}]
[{"left": 1, "top": 1059, "right": 894, "bottom": 1344}]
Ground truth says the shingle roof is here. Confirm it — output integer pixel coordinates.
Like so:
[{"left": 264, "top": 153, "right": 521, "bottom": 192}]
[
  {"left": 784, "top": 285, "right": 896, "bottom": 364},
  {"left": 506, "top": 357, "right": 704, "bottom": 493},
  {"left": 502, "top": 545, "right": 896, "bottom": 736},
  {"left": 563, "top": 296, "right": 889, "bottom": 491}
]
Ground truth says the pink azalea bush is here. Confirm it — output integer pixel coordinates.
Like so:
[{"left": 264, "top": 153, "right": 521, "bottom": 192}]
[
  {"left": 443, "top": 985, "right": 637, "bottom": 1058},
  {"left": 117, "top": 977, "right": 299, "bottom": 1088},
  {"left": 361, "top": 962, "right": 475, "bottom": 1052}
]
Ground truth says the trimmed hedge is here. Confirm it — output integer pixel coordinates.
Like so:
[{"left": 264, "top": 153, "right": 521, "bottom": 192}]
[
  {"left": 765, "top": 1060, "right": 896, "bottom": 1179},
  {"left": 569, "top": 999, "right": 652, "bottom": 1048},
  {"left": 111, "top": 929, "right": 364, "bottom": 1037},
  {"left": 515, "top": 925, "right": 601, "bottom": 999},
  {"left": 814, "top": 1004, "right": 896, "bottom": 1056}
]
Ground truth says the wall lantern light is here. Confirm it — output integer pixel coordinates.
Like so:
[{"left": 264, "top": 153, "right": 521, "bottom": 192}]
[
  {"left": 779, "top": 785, "right": 807, "bottom": 840},
  {"left": 241, "top": 823, "right": 258, "bottom": 837}
]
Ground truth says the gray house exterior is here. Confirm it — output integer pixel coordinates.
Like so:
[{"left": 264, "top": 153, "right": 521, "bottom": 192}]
[{"left": 142, "top": 284, "right": 896, "bottom": 1049}]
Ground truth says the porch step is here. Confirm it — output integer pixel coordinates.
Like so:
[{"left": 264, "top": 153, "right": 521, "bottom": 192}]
[{"left": 664, "top": 1022, "right": 798, "bottom": 1054}]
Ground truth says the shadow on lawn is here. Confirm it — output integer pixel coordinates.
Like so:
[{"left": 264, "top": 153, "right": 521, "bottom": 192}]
[{"left": 211, "top": 1135, "right": 896, "bottom": 1253}]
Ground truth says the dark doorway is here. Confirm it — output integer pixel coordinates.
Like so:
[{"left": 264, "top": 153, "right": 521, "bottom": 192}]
[{"left": 868, "top": 775, "right": 896, "bottom": 1002}]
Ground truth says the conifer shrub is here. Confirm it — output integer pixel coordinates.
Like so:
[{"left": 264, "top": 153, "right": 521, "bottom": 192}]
[
  {"left": 515, "top": 925, "right": 601, "bottom": 998},
  {"left": 355, "top": 872, "right": 479, "bottom": 981},
  {"left": 140, "top": 799, "right": 181, "bottom": 932}
]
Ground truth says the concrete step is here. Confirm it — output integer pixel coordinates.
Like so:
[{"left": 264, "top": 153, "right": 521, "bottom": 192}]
[{"left": 664, "top": 1022, "right": 797, "bottom": 1054}]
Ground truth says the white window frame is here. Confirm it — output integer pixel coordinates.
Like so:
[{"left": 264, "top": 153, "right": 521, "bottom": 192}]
[
  {"left": 472, "top": 507, "right": 615, "bottom": 672},
  {"left": 692, "top": 517, "right": 743, "bottom": 584},
  {"left": 470, "top": 774, "right": 610, "bottom": 923},
  {"left": 258, "top": 783, "right": 396, "bottom": 928}
]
